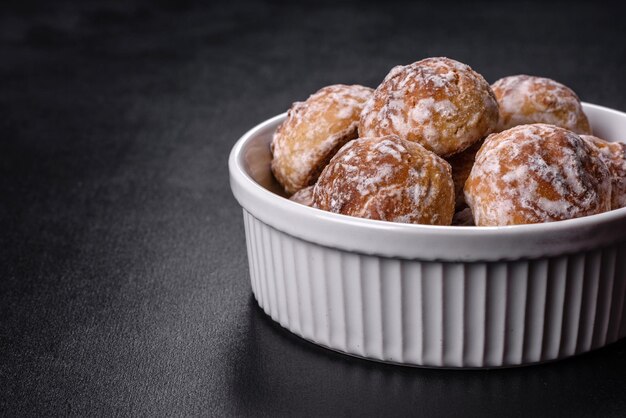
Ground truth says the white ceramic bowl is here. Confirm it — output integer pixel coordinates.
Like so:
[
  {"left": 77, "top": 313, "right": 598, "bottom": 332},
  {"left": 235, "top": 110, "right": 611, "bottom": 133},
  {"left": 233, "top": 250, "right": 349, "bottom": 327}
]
[{"left": 229, "top": 103, "right": 626, "bottom": 368}]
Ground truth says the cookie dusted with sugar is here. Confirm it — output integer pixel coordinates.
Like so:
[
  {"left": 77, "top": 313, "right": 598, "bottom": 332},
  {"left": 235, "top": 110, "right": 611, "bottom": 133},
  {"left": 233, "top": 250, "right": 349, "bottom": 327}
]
[
  {"left": 582, "top": 135, "right": 626, "bottom": 210},
  {"left": 359, "top": 57, "right": 498, "bottom": 157},
  {"left": 491, "top": 75, "right": 592, "bottom": 134},
  {"left": 464, "top": 124, "right": 611, "bottom": 226},
  {"left": 289, "top": 185, "right": 315, "bottom": 207},
  {"left": 271, "top": 84, "right": 373, "bottom": 195},
  {"left": 313, "top": 136, "right": 454, "bottom": 225}
]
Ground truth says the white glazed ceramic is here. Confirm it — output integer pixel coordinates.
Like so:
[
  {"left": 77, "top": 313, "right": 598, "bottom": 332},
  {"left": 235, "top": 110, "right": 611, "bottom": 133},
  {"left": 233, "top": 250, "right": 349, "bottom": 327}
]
[{"left": 229, "top": 103, "right": 626, "bottom": 368}]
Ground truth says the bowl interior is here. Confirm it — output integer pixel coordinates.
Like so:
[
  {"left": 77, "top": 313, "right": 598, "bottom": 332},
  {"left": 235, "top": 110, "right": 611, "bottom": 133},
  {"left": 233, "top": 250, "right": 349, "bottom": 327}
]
[
  {"left": 241, "top": 115, "right": 288, "bottom": 197},
  {"left": 583, "top": 103, "right": 626, "bottom": 143}
]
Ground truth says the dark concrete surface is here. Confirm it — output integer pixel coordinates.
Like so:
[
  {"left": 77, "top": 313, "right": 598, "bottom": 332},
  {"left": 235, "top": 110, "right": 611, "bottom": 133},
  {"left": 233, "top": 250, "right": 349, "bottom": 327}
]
[{"left": 1, "top": 0, "right": 626, "bottom": 416}]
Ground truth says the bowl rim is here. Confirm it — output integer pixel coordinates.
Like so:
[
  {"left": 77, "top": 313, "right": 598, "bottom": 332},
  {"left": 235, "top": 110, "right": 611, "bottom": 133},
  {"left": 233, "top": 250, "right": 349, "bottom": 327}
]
[{"left": 229, "top": 102, "right": 626, "bottom": 261}]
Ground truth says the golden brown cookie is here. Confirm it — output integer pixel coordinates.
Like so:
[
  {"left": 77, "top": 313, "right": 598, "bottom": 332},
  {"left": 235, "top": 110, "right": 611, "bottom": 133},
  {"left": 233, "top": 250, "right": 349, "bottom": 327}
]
[
  {"left": 271, "top": 84, "right": 374, "bottom": 194},
  {"left": 464, "top": 124, "right": 611, "bottom": 226},
  {"left": 313, "top": 135, "right": 454, "bottom": 225},
  {"left": 445, "top": 140, "right": 482, "bottom": 210},
  {"left": 491, "top": 75, "right": 591, "bottom": 134},
  {"left": 359, "top": 57, "right": 498, "bottom": 157},
  {"left": 581, "top": 135, "right": 626, "bottom": 210}
]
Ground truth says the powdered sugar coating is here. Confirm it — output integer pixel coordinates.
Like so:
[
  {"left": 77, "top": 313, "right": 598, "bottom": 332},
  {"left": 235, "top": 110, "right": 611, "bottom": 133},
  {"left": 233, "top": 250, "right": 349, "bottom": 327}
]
[
  {"left": 271, "top": 84, "right": 374, "bottom": 194},
  {"left": 313, "top": 136, "right": 454, "bottom": 225},
  {"left": 464, "top": 124, "right": 611, "bottom": 226},
  {"left": 359, "top": 57, "right": 499, "bottom": 157},
  {"left": 491, "top": 75, "right": 592, "bottom": 134},
  {"left": 581, "top": 135, "right": 626, "bottom": 209}
]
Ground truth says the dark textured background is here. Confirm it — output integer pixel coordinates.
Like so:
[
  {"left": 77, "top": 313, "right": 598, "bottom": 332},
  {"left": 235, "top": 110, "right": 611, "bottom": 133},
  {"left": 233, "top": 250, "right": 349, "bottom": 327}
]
[{"left": 2, "top": 0, "right": 626, "bottom": 416}]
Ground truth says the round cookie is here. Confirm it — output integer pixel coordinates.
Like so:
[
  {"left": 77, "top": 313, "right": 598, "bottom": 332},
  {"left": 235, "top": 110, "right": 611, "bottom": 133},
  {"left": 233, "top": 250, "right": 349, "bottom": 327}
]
[
  {"left": 446, "top": 140, "right": 482, "bottom": 210},
  {"left": 359, "top": 57, "right": 498, "bottom": 157},
  {"left": 289, "top": 185, "right": 315, "bottom": 207},
  {"left": 313, "top": 135, "right": 454, "bottom": 225},
  {"left": 491, "top": 75, "right": 591, "bottom": 134},
  {"left": 581, "top": 135, "right": 626, "bottom": 210},
  {"left": 464, "top": 124, "right": 611, "bottom": 226},
  {"left": 271, "top": 84, "right": 374, "bottom": 194}
]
